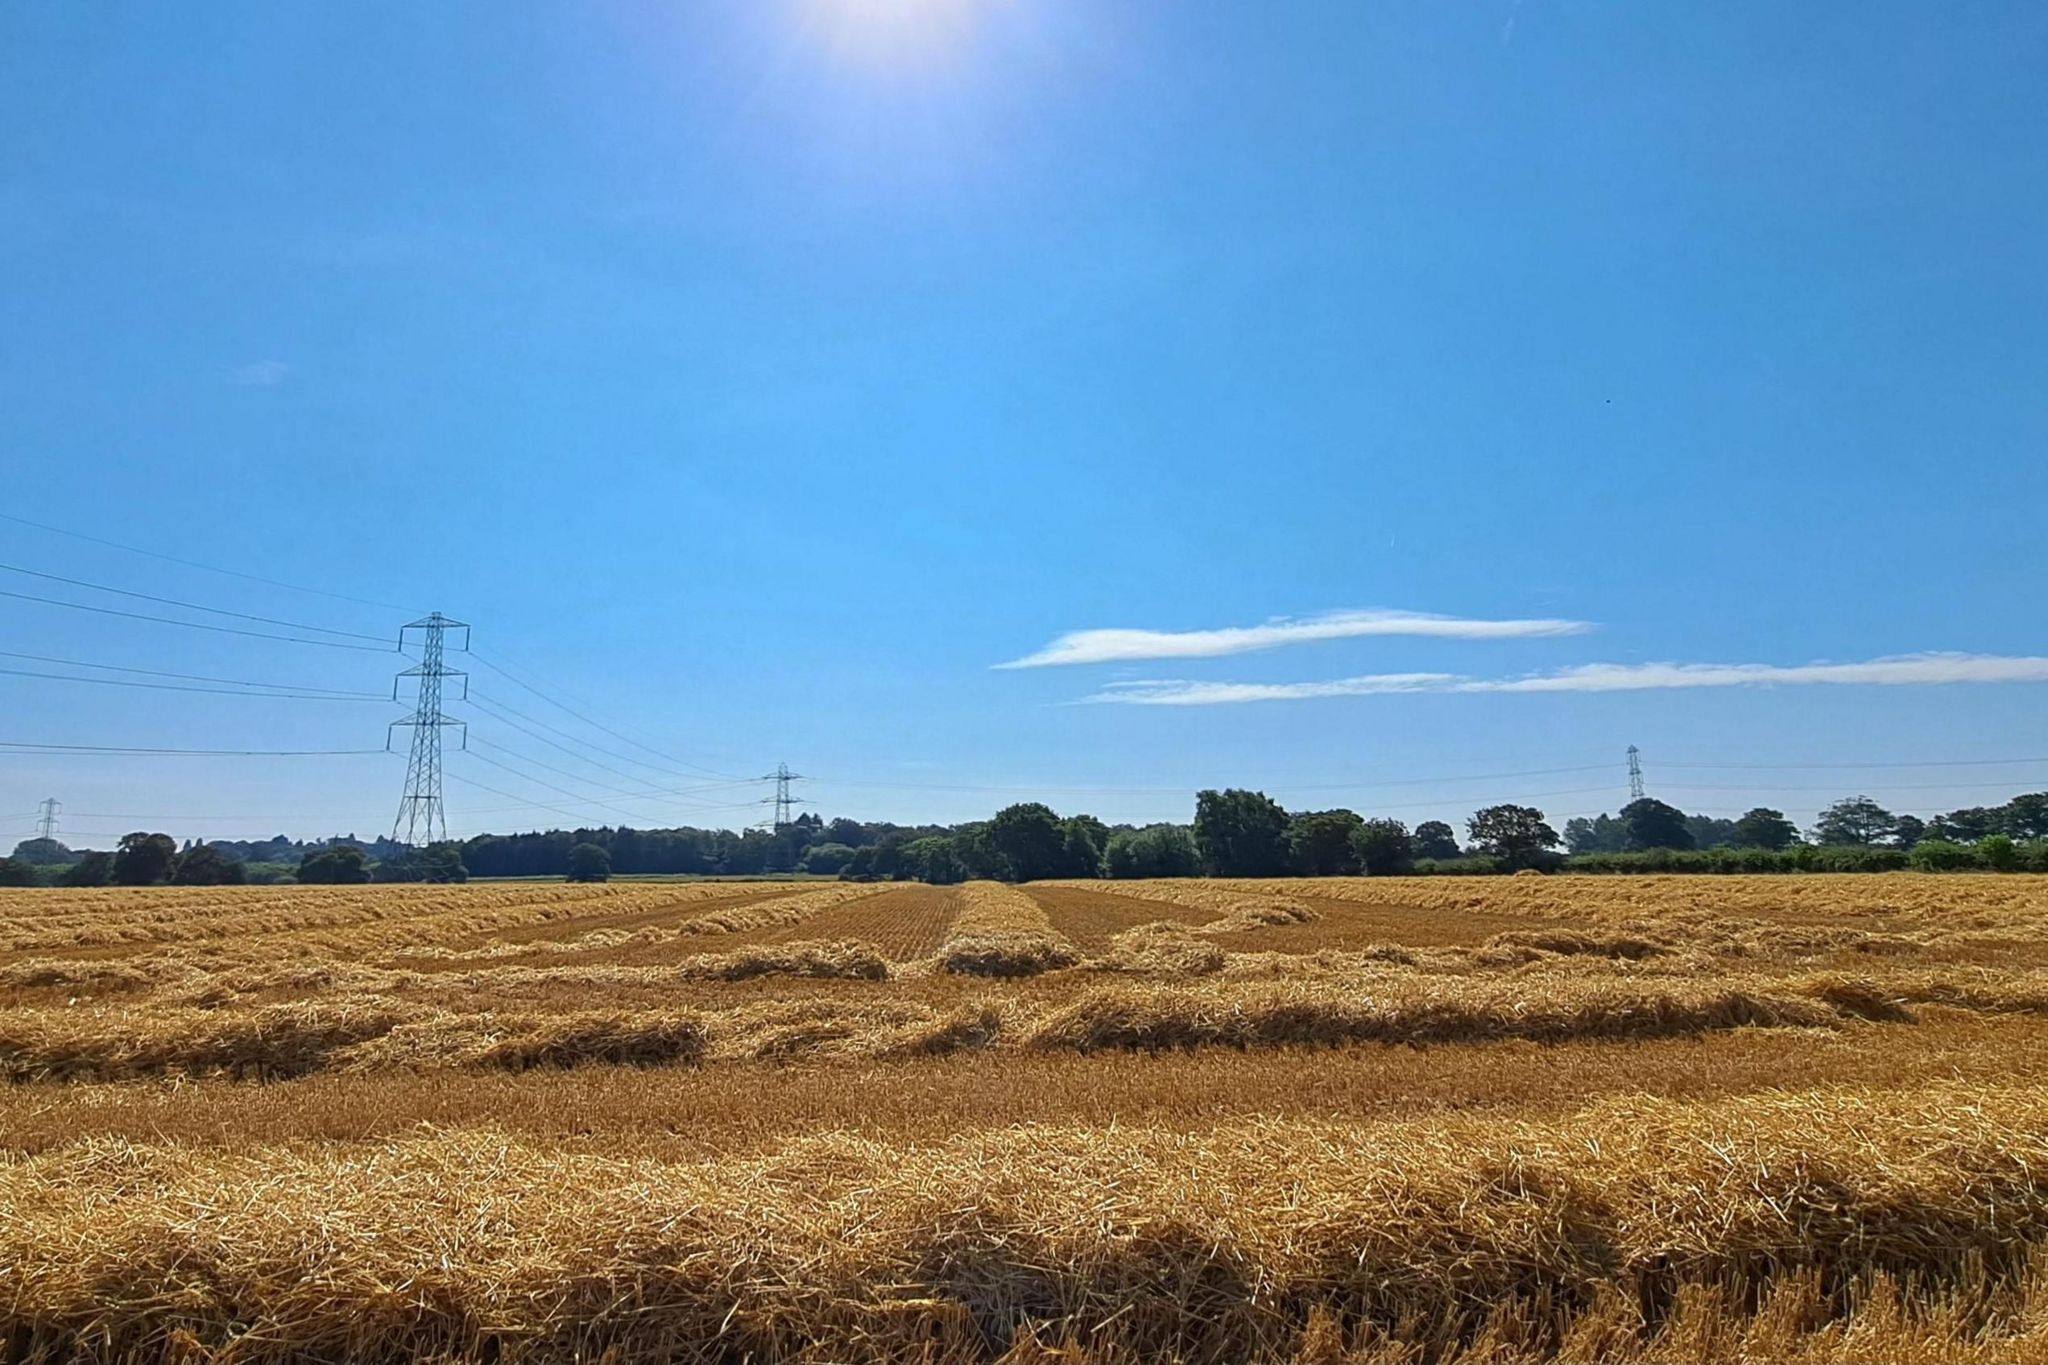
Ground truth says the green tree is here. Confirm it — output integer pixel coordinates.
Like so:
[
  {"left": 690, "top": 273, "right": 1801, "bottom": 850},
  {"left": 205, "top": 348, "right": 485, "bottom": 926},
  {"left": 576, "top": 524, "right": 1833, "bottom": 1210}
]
[
  {"left": 798, "top": 842, "right": 857, "bottom": 875},
  {"left": 983, "top": 803, "right": 1068, "bottom": 882},
  {"left": 1103, "top": 824, "right": 1200, "bottom": 879},
  {"left": 2003, "top": 793, "right": 2048, "bottom": 841},
  {"left": 901, "top": 836, "right": 968, "bottom": 884},
  {"left": 1466, "top": 805, "right": 1560, "bottom": 871},
  {"left": 1813, "top": 796, "right": 1898, "bottom": 847},
  {"left": 1729, "top": 808, "right": 1799, "bottom": 851},
  {"left": 61, "top": 850, "right": 113, "bottom": 887},
  {"left": 1928, "top": 807, "right": 1999, "bottom": 844},
  {"left": 1412, "top": 820, "right": 1461, "bottom": 860},
  {"left": 1193, "top": 789, "right": 1290, "bottom": 877},
  {"left": 1286, "top": 809, "right": 1364, "bottom": 877},
  {"left": 1620, "top": 798, "right": 1693, "bottom": 852},
  {"left": 297, "top": 847, "right": 371, "bottom": 884},
  {"left": 112, "top": 832, "right": 177, "bottom": 886},
  {"left": 566, "top": 842, "right": 612, "bottom": 883},
  {"left": 169, "top": 845, "right": 246, "bottom": 886},
  {"left": 10, "top": 837, "right": 73, "bottom": 866},
  {"left": 1351, "top": 818, "right": 1414, "bottom": 876},
  {"left": 1890, "top": 814, "right": 1927, "bottom": 850},
  {"left": 0, "top": 857, "right": 34, "bottom": 887},
  {"left": 823, "top": 817, "right": 869, "bottom": 848},
  {"left": 372, "top": 843, "right": 468, "bottom": 884},
  {"left": 1564, "top": 815, "right": 1626, "bottom": 855},
  {"left": 1683, "top": 814, "right": 1738, "bottom": 849},
  {"left": 1058, "top": 815, "right": 1108, "bottom": 878}
]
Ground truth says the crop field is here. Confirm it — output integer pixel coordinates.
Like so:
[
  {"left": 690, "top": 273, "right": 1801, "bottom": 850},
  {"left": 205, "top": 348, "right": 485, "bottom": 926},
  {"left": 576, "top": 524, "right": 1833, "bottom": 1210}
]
[{"left": 5, "top": 875, "right": 2048, "bottom": 1363}]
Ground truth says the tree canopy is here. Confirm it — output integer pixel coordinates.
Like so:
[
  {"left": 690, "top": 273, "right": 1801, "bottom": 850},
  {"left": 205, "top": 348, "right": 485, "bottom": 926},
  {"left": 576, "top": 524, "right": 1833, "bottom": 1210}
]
[
  {"left": 1813, "top": 796, "right": 1898, "bottom": 847},
  {"left": 1730, "top": 808, "right": 1799, "bottom": 851},
  {"left": 566, "top": 842, "right": 612, "bottom": 883},
  {"left": 112, "top": 832, "right": 178, "bottom": 887},
  {"left": 1193, "top": 789, "right": 1291, "bottom": 877},
  {"left": 1466, "top": 805, "right": 1561, "bottom": 870},
  {"left": 1620, "top": 798, "right": 1693, "bottom": 852}
]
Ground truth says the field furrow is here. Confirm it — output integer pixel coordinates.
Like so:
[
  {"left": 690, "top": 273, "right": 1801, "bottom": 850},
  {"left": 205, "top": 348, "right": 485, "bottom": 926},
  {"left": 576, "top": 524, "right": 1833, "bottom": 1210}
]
[
  {"left": 761, "top": 884, "right": 962, "bottom": 960},
  {"left": 1022, "top": 883, "right": 1214, "bottom": 947}
]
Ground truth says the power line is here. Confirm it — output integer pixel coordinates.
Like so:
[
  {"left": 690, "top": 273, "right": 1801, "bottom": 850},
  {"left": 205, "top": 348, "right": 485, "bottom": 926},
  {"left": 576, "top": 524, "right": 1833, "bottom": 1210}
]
[
  {"left": 0, "top": 649, "right": 384, "bottom": 696},
  {"left": 464, "top": 696, "right": 755, "bottom": 805},
  {"left": 459, "top": 749, "right": 655, "bottom": 823},
  {"left": 1660, "top": 756, "right": 2048, "bottom": 771},
  {"left": 467, "top": 734, "right": 748, "bottom": 811},
  {"left": 0, "top": 587, "right": 394, "bottom": 652},
  {"left": 0, "top": 510, "right": 417, "bottom": 613},
  {"left": 0, "top": 740, "right": 386, "bottom": 756},
  {"left": 442, "top": 770, "right": 596, "bottom": 826},
  {"left": 0, "top": 664, "right": 393, "bottom": 702},
  {"left": 810, "top": 763, "right": 1619, "bottom": 796},
  {"left": 1659, "top": 778, "right": 2048, "bottom": 794},
  {"left": 441, "top": 783, "right": 765, "bottom": 827},
  {"left": 0, "top": 561, "right": 390, "bottom": 642},
  {"left": 468, "top": 650, "right": 747, "bottom": 780}
]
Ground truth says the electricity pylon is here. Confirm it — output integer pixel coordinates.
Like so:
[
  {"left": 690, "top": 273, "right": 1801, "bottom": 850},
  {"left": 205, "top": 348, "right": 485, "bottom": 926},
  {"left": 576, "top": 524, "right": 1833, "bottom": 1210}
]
[
  {"left": 34, "top": 798, "right": 59, "bottom": 843},
  {"left": 758, "top": 762, "right": 805, "bottom": 830},
  {"left": 1627, "top": 745, "right": 1646, "bottom": 803},
  {"left": 389, "top": 613, "right": 469, "bottom": 846}
]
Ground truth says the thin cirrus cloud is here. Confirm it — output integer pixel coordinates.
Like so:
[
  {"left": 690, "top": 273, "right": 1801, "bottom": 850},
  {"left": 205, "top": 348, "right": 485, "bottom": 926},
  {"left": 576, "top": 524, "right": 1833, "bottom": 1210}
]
[
  {"left": 1086, "top": 652, "right": 2048, "bottom": 706},
  {"left": 995, "top": 609, "right": 1592, "bottom": 669}
]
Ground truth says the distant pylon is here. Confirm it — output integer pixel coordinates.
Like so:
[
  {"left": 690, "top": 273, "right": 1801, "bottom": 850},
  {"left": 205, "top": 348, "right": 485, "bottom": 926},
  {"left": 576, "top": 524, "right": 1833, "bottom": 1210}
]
[
  {"left": 1627, "top": 745, "right": 1646, "bottom": 803},
  {"left": 34, "top": 797, "right": 59, "bottom": 843},
  {"left": 758, "top": 762, "right": 805, "bottom": 830},
  {"left": 389, "top": 613, "right": 470, "bottom": 846}
]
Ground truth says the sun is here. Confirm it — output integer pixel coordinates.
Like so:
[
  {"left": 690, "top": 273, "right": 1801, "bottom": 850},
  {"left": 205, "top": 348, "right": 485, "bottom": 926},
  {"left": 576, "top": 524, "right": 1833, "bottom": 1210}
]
[{"left": 798, "top": 0, "right": 983, "bottom": 69}]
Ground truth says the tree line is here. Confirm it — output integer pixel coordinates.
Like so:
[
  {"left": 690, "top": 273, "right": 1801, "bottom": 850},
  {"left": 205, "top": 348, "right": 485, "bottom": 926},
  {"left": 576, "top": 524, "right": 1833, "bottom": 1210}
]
[{"left": 5, "top": 787, "right": 2046, "bottom": 887}]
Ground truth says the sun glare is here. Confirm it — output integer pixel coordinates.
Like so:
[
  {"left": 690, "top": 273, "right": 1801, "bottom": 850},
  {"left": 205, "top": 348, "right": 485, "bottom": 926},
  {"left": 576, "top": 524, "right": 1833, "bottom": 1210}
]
[{"left": 799, "top": 0, "right": 983, "bottom": 69}]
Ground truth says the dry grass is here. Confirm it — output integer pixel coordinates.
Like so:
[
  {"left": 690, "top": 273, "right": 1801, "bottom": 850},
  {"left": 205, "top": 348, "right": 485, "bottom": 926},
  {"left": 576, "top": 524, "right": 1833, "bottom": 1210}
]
[
  {"left": 676, "top": 938, "right": 892, "bottom": 981},
  {"left": 938, "top": 881, "right": 1081, "bottom": 976},
  {"left": 4, "top": 875, "right": 2048, "bottom": 1361},
  {"left": 4, "top": 1086, "right": 2048, "bottom": 1362}
]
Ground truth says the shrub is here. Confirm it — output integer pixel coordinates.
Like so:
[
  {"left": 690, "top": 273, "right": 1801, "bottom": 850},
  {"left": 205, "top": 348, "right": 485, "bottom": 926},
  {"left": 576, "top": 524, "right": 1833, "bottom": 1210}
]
[
  {"left": 1104, "top": 825, "right": 1200, "bottom": 879},
  {"left": 566, "top": 842, "right": 611, "bottom": 883},
  {"left": 1979, "top": 834, "right": 2022, "bottom": 872},
  {"left": 1910, "top": 840, "right": 1977, "bottom": 873}
]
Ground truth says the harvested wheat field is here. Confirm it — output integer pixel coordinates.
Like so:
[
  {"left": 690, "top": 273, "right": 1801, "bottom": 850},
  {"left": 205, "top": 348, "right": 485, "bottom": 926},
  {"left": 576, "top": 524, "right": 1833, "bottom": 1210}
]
[{"left": 7, "top": 875, "right": 2048, "bottom": 1363}]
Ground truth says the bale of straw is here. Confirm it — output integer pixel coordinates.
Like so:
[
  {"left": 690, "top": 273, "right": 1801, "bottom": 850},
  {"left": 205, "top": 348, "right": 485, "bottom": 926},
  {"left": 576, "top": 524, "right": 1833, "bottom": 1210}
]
[
  {"left": 1488, "top": 929, "right": 1669, "bottom": 961},
  {"left": 677, "top": 939, "right": 890, "bottom": 982},
  {"left": 473, "top": 1011, "right": 707, "bottom": 1071},
  {"left": 1195, "top": 898, "right": 1323, "bottom": 935},
  {"left": 1092, "top": 922, "right": 1227, "bottom": 977},
  {"left": 939, "top": 933, "right": 1080, "bottom": 978}
]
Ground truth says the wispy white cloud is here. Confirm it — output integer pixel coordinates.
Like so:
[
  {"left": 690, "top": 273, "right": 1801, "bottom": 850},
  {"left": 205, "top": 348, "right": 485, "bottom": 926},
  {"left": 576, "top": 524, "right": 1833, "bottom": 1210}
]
[
  {"left": 1086, "top": 653, "right": 2048, "bottom": 706},
  {"left": 228, "top": 359, "right": 289, "bottom": 387},
  {"left": 1090, "top": 673, "right": 1461, "bottom": 706},
  {"left": 998, "top": 609, "right": 1592, "bottom": 669}
]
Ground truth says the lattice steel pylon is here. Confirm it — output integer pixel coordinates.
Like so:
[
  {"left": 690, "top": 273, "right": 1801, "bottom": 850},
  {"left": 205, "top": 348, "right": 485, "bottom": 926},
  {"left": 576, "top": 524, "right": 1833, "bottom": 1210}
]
[
  {"left": 389, "top": 613, "right": 469, "bottom": 846},
  {"left": 1627, "top": 745, "right": 1646, "bottom": 803},
  {"left": 758, "top": 761, "right": 805, "bottom": 830},
  {"left": 34, "top": 797, "right": 59, "bottom": 843}
]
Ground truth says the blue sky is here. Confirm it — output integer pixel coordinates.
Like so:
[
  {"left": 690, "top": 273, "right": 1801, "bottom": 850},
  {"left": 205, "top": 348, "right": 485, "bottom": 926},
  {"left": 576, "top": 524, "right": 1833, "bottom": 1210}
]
[{"left": 3, "top": 1, "right": 2046, "bottom": 846}]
